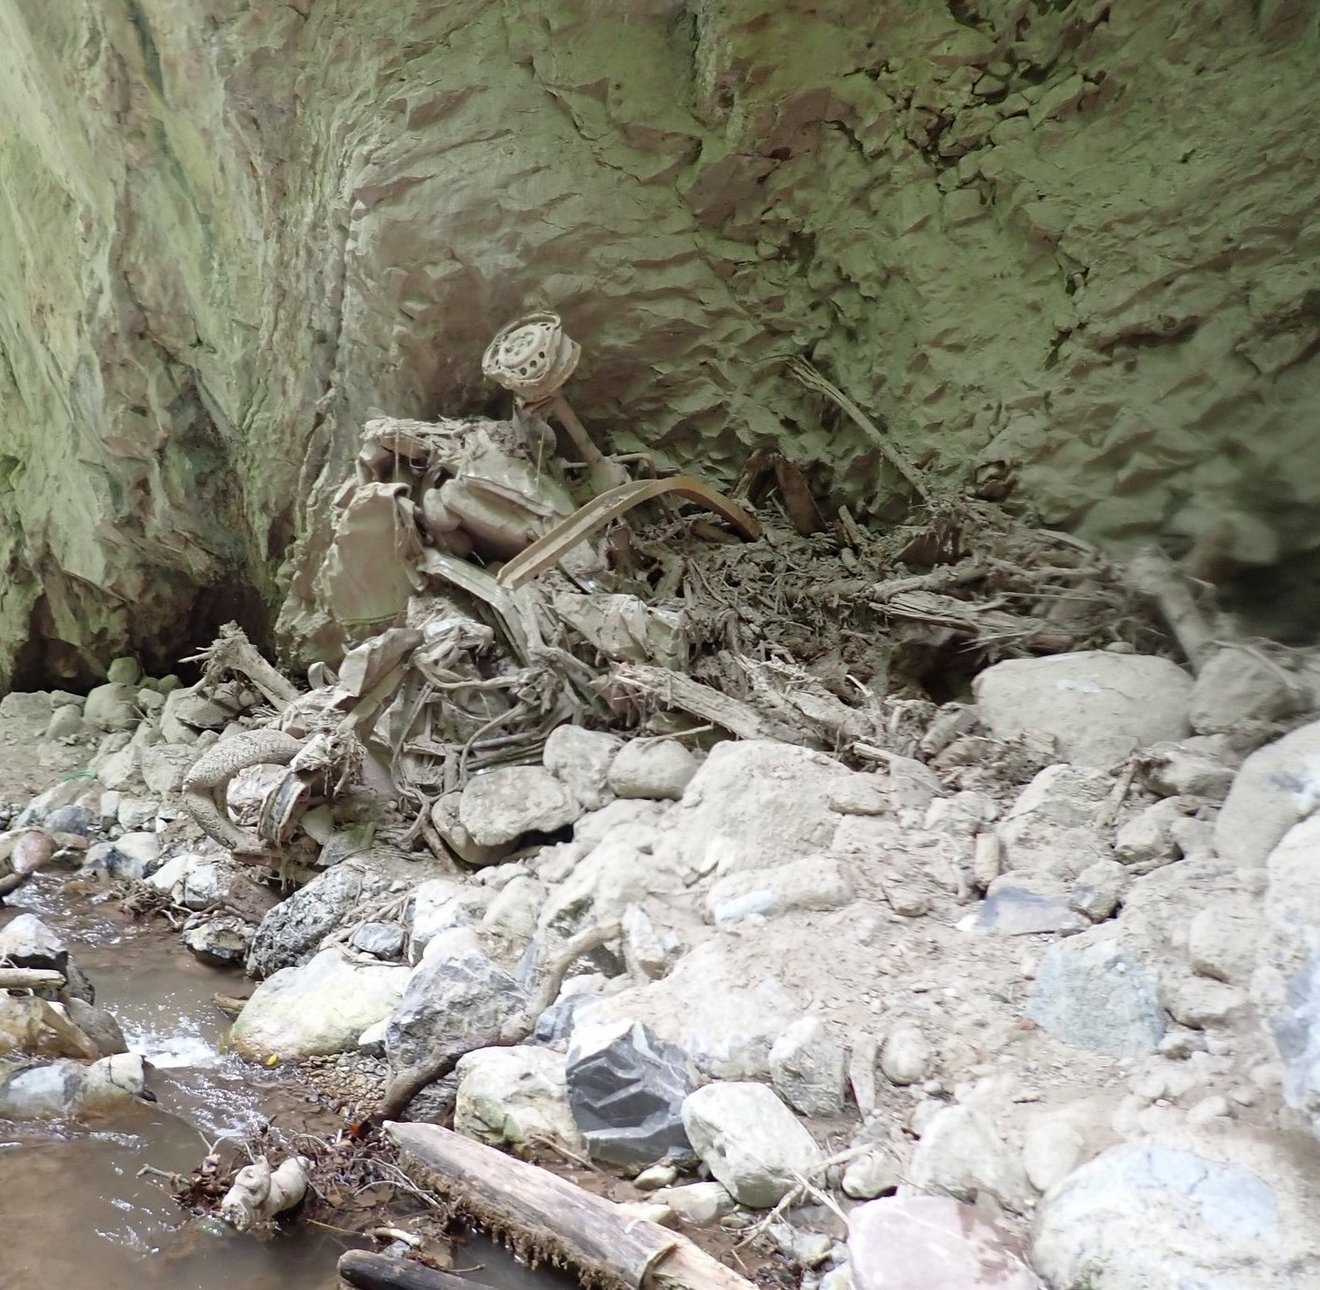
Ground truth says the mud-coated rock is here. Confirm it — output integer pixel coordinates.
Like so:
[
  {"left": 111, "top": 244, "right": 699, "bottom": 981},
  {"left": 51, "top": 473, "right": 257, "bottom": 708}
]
[
  {"left": 974, "top": 652, "right": 1192, "bottom": 768},
  {"left": 608, "top": 739, "right": 698, "bottom": 801},
  {"left": 705, "top": 855, "right": 852, "bottom": 927},
  {"left": 458, "top": 766, "right": 581, "bottom": 847},
  {"left": 542, "top": 725, "right": 621, "bottom": 811},
  {"left": 656, "top": 741, "right": 856, "bottom": 879}
]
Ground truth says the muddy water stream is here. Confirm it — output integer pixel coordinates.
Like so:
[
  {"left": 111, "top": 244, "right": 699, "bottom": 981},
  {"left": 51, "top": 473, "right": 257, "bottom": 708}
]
[{"left": 0, "top": 875, "right": 569, "bottom": 1290}]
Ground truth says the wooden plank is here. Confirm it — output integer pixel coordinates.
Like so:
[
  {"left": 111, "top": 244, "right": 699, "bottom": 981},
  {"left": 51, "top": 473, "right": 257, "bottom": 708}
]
[{"left": 385, "top": 1122, "right": 756, "bottom": 1290}]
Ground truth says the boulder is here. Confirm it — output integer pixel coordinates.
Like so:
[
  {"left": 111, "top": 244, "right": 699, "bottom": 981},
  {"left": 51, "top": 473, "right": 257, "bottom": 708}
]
[
  {"left": 608, "top": 739, "right": 698, "bottom": 801},
  {"left": 45, "top": 705, "right": 86, "bottom": 740},
  {"left": 0, "top": 914, "right": 68, "bottom": 971},
  {"left": 385, "top": 931, "right": 528, "bottom": 1071},
  {"left": 182, "top": 913, "right": 253, "bottom": 966},
  {"left": 850, "top": 1195, "right": 1040, "bottom": 1290},
  {"left": 975, "top": 874, "right": 1088, "bottom": 935},
  {"left": 0, "top": 995, "right": 100, "bottom": 1060},
  {"left": 652, "top": 1181, "right": 735, "bottom": 1226},
  {"left": 1069, "top": 858, "right": 1130, "bottom": 922},
  {"left": 408, "top": 877, "right": 489, "bottom": 961},
  {"left": 842, "top": 1150, "right": 902, "bottom": 1200},
  {"left": 40, "top": 803, "right": 92, "bottom": 837},
  {"left": 574, "top": 941, "right": 803, "bottom": 1079},
  {"left": 1027, "top": 932, "right": 1164, "bottom": 1057},
  {"left": 139, "top": 743, "right": 195, "bottom": 795},
  {"left": 0, "top": 1053, "right": 156, "bottom": 1119},
  {"left": 454, "top": 1045, "right": 584, "bottom": 1153},
  {"left": 908, "top": 1104, "right": 1033, "bottom": 1210},
  {"left": 230, "top": 947, "right": 409, "bottom": 1061},
  {"left": 63, "top": 997, "right": 127, "bottom": 1058},
  {"left": 430, "top": 792, "right": 514, "bottom": 867},
  {"left": 769, "top": 1015, "right": 847, "bottom": 1116},
  {"left": 1140, "top": 739, "right": 1238, "bottom": 800},
  {"left": 681, "top": 1081, "right": 824, "bottom": 1208},
  {"left": 564, "top": 1019, "right": 696, "bottom": 1167},
  {"left": 351, "top": 921, "right": 406, "bottom": 960},
  {"left": 1187, "top": 901, "right": 1261, "bottom": 985},
  {"left": 92, "top": 831, "right": 162, "bottom": 881},
  {"left": 1189, "top": 645, "right": 1310, "bottom": 735},
  {"left": 878, "top": 1022, "right": 933, "bottom": 1087},
  {"left": 655, "top": 740, "right": 856, "bottom": 879},
  {"left": 1255, "top": 814, "right": 1320, "bottom": 1134},
  {"left": 106, "top": 656, "right": 142, "bottom": 686},
  {"left": 247, "top": 862, "right": 392, "bottom": 978},
  {"left": 1215, "top": 720, "right": 1320, "bottom": 867},
  {"left": 705, "top": 855, "right": 853, "bottom": 927},
  {"left": 974, "top": 651, "right": 1192, "bottom": 768},
  {"left": 458, "top": 766, "right": 581, "bottom": 847},
  {"left": 1033, "top": 1134, "right": 1320, "bottom": 1289},
  {"left": 82, "top": 682, "right": 140, "bottom": 732},
  {"left": 160, "top": 686, "right": 229, "bottom": 743},
  {"left": 565, "top": 1019, "right": 695, "bottom": 1168},
  {"left": 543, "top": 724, "right": 621, "bottom": 811},
  {"left": 996, "top": 764, "right": 1115, "bottom": 880}
]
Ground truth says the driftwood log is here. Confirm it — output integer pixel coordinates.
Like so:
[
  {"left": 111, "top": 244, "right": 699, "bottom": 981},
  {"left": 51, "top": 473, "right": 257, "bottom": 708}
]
[
  {"left": 386, "top": 1122, "right": 756, "bottom": 1290},
  {"left": 337, "top": 1250, "right": 471, "bottom": 1290},
  {"left": 0, "top": 968, "right": 65, "bottom": 990}
]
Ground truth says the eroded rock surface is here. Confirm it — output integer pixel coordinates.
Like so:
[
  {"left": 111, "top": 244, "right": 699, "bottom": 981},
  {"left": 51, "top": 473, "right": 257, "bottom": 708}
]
[{"left": 3, "top": 2, "right": 1319, "bottom": 684}]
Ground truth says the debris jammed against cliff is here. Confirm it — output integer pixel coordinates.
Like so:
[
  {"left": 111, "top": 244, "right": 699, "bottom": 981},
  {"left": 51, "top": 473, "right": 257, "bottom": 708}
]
[{"left": 176, "top": 314, "right": 1150, "bottom": 873}]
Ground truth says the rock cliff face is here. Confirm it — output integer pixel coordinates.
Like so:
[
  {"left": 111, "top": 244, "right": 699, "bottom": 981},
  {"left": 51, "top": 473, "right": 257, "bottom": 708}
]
[{"left": 2, "top": 0, "right": 1318, "bottom": 685}]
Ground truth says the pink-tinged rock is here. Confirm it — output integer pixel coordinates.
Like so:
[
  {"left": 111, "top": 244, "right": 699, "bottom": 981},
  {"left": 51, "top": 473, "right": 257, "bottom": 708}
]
[{"left": 849, "top": 1195, "right": 1041, "bottom": 1290}]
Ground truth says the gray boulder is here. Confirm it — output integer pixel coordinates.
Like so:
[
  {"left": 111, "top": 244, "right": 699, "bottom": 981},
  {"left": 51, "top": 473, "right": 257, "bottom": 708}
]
[
  {"left": 1033, "top": 1134, "right": 1320, "bottom": 1289},
  {"left": 247, "top": 862, "right": 391, "bottom": 978},
  {"left": 1027, "top": 932, "right": 1164, "bottom": 1057},
  {"left": 768, "top": 1015, "right": 847, "bottom": 1116},
  {"left": 565, "top": 1018, "right": 695, "bottom": 1168},
  {"left": 385, "top": 930, "right": 528, "bottom": 1071}
]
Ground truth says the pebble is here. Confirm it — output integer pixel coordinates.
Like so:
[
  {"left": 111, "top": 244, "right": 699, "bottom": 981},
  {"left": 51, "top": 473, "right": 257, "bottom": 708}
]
[
  {"left": 633, "top": 1163, "right": 678, "bottom": 1191},
  {"left": 879, "top": 1023, "right": 933, "bottom": 1087}
]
